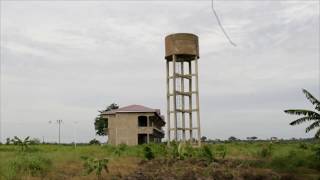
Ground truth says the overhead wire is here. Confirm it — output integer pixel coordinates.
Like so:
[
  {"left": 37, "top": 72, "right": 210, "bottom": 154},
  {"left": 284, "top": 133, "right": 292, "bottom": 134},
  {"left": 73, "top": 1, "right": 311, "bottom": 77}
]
[{"left": 211, "top": 0, "right": 237, "bottom": 47}]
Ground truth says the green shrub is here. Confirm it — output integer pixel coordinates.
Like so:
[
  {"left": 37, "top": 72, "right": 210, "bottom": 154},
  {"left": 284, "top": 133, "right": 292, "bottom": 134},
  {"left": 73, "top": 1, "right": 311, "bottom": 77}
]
[
  {"left": 168, "top": 142, "right": 179, "bottom": 159},
  {"left": 118, "top": 143, "right": 128, "bottom": 151},
  {"left": 146, "top": 143, "right": 167, "bottom": 158},
  {"left": 184, "top": 143, "right": 195, "bottom": 158},
  {"left": 143, "top": 146, "right": 154, "bottom": 160},
  {"left": 113, "top": 143, "right": 128, "bottom": 156},
  {"left": 6, "top": 138, "right": 11, "bottom": 145},
  {"left": 215, "top": 145, "right": 227, "bottom": 159},
  {"left": 258, "top": 144, "right": 272, "bottom": 158},
  {"left": 270, "top": 150, "right": 308, "bottom": 171},
  {"left": 8, "top": 154, "right": 52, "bottom": 178},
  {"left": 29, "top": 138, "right": 41, "bottom": 145},
  {"left": 177, "top": 143, "right": 194, "bottom": 159},
  {"left": 89, "top": 139, "right": 101, "bottom": 145},
  {"left": 308, "top": 146, "right": 320, "bottom": 170},
  {"left": 298, "top": 143, "right": 308, "bottom": 149},
  {"left": 314, "top": 146, "right": 320, "bottom": 160},
  {"left": 81, "top": 156, "right": 109, "bottom": 180},
  {"left": 198, "top": 145, "right": 214, "bottom": 162}
]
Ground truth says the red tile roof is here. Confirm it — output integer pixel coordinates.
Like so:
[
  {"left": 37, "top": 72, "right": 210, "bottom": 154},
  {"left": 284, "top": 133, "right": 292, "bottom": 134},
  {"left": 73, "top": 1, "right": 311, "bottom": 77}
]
[
  {"left": 102, "top": 104, "right": 159, "bottom": 115},
  {"left": 102, "top": 104, "right": 165, "bottom": 124}
]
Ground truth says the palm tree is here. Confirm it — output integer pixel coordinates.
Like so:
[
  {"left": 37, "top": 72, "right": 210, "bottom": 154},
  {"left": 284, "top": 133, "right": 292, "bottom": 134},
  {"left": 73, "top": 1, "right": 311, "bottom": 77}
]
[{"left": 284, "top": 89, "right": 320, "bottom": 138}]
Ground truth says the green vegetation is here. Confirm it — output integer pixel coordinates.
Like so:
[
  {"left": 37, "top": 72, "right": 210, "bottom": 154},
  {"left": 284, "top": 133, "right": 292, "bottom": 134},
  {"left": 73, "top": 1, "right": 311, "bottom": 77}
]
[
  {"left": 0, "top": 140, "right": 319, "bottom": 179},
  {"left": 81, "top": 156, "right": 109, "bottom": 180},
  {"left": 258, "top": 143, "right": 273, "bottom": 158},
  {"left": 198, "top": 144, "right": 214, "bottom": 162},
  {"left": 89, "top": 139, "right": 101, "bottom": 145},
  {"left": 94, "top": 103, "right": 119, "bottom": 136},
  {"left": 143, "top": 146, "right": 154, "bottom": 160},
  {"left": 10, "top": 136, "right": 32, "bottom": 152},
  {"left": 285, "top": 89, "right": 320, "bottom": 138},
  {"left": 2, "top": 153, "right": 52, "bottom": 179}
]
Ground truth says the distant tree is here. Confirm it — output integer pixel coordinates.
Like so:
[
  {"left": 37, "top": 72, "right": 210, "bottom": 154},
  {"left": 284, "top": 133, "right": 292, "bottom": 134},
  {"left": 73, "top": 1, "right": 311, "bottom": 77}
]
[
  {"left": 89, "top": 139, "right": 101, "bottom": 145},
  {"left": 246, "top": 136, "right": 258, "bottom": 141},
  {"left": 270, "top": 137, "right": 278, "bottom": 141},
  {"left": 284, "top": 89, "right": 320, "bottom": 138},
  {"left": 201, "top": 136, "right": 207, "bottom": 142},
  {"left": 30, "top": 138, "right": 41, "bottom": 145},
  {"left": 228, "top": 136, "right": 238, "bottom": 141},
  {"left": 6, "top": 138, "right": 11, "bottom": 145},
  {"left": 94, "top": 103, "right": 119, "bottom": 136}
]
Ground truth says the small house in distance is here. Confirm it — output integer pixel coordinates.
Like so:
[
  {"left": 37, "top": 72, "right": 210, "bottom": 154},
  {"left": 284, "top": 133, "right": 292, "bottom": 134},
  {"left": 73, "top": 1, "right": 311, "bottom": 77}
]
[{"left": 101, "top": 104, "right": 165, "bottom": 145}]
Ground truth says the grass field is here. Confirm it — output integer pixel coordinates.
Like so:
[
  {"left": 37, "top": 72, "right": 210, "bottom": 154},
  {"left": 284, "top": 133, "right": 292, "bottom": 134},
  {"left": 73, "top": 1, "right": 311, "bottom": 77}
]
[{"left": 0, "top": 141, "right": 320, "bottom": 180}]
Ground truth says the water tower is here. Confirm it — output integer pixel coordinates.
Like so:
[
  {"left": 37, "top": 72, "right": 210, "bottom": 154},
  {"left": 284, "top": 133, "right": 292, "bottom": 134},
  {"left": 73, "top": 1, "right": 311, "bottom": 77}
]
[{"left": 165, "top": 33, "right": 201, "bottom": 145}]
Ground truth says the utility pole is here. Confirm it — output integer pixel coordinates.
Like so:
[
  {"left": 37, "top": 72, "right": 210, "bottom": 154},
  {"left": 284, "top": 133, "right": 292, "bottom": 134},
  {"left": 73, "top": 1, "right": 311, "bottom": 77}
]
[
  {"left": 73, "top": 121, "right": 78, "bottom": 149},
  {"left": 49, "top": 120, "right": 63, "bottom": 144},
  {"left": 57, "top": 120, "right": 62, "bottom": 144}
]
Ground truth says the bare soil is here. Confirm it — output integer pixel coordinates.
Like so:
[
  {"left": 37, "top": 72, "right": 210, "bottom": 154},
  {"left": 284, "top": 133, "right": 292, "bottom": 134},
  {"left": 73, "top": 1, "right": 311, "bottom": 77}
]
[{"left": 124, "top": 158, "right": 299, "bottom": 180}]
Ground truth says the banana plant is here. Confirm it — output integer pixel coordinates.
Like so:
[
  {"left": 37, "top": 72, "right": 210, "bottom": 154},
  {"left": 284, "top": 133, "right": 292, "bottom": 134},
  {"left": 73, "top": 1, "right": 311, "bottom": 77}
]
[
  {"left": 81, "top": 156, "right": 109, "bottom": 180},
  {"left": 11, "top": 136, "right": 31, "bottom": 151},
  {"left": 284, "top": 89, "right": 320, "bottom": 138}
]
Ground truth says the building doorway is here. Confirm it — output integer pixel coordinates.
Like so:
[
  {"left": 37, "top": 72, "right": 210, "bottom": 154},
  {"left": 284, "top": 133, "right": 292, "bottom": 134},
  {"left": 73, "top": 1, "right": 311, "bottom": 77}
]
[{"left": 138, "top": 134, "right": 148, "bottom": 144}]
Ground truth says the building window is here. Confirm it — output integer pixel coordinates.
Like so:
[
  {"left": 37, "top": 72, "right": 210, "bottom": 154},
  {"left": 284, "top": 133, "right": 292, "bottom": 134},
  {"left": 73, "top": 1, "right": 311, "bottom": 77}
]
[
  {"left": 138, "top": 116, "right": 148, "bottom": 127},
  {"left": 149, "top": 116, "right": 156, "bottom": 127}
]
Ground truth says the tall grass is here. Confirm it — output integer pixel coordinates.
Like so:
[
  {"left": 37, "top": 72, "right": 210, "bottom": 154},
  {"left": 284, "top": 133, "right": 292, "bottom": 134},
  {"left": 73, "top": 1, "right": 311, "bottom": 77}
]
[
  {"left": 1, "top": 141, "right": 319, "bottom": 179},
  {"left": 5, "top": 153, "right": 52, "bottom": 179}
]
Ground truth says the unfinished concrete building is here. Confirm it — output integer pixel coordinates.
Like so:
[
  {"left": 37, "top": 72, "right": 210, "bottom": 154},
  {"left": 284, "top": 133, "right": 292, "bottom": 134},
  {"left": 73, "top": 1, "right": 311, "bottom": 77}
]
[
  {"left": 101, "top": 104, "right": 165, "bottom": 145},
  {"left": 165, "top": 33, "right": 202, "bottom": 145}
]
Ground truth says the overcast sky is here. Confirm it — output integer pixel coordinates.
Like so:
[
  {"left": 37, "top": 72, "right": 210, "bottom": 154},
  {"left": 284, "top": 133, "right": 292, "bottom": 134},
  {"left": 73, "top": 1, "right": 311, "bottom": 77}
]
[{"left": 0, "top": 0, "right": 319, "bottom": 143}]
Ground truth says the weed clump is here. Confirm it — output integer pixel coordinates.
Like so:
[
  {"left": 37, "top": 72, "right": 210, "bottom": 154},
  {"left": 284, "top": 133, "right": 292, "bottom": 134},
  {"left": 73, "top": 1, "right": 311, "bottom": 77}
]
[
  {"left": 258, "top": 144, "right": 272, "bottom": 158},
  {"left": 8, "top": 154, "right": 52, "bottom": 178},
  {"left": 314, "top": 146, "right": 320, "bottom": 160},
  {"left": 177, "top": 143, "right": 193, "bottom": 159},
  {"left": 198, "top": 145, "right": 214, "bottom": 162},
  {"left": 215, "top": 145, "right": 227, "bottom": 159},
  {"left": 310, "top": 146, "right": 320, "bottom": 170},
  {"left": 270, "top": 150, "right": 309, "bottom": 171},
  {"left": 114, "top": 143, "right": 128, "bottom": 156},
  {"left": 81, "top": 156, "right": 109, "bottom": 178},
  {"left": 143, "top": 146, "right": 154, "bottom": 160},
  {"left": 81, "top": 156, "right": 109, "bottom": 180},
  {"left": 168, "top": 141, "right": 179, "bottom": 159},
  {"left": 298, "top": 142, "right": 308, "bottom": 149}
]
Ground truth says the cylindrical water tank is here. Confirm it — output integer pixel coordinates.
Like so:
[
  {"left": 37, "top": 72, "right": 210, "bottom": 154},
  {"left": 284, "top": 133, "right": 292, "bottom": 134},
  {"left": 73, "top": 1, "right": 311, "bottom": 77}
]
[{"left": 165, "top": 33, "right": 199, "bottom": 61}]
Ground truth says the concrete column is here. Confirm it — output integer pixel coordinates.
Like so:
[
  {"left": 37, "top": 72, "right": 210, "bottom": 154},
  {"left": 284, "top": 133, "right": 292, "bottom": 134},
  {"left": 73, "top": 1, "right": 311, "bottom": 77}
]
[
  {"left": 166, "top": 60, "right": 171, "bottom": 145},
  {"left": 195, "top": 56, "right": 201, "bottom": 146},
  {"left": 181, "top": 62, "right": 186, "bottom": 141},
  {"left": 172, "top": 55, "right": 178, "bottom": 141},
  {"left": 188, "top": 61, "right": 193, "bottom": 140}
]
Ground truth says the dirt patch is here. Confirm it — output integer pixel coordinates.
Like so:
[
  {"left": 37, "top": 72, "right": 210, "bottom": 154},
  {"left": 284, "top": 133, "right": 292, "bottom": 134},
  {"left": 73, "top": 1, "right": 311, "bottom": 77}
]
[{"left": 124, "top": 158, "right": 299, "bottom": 180}]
